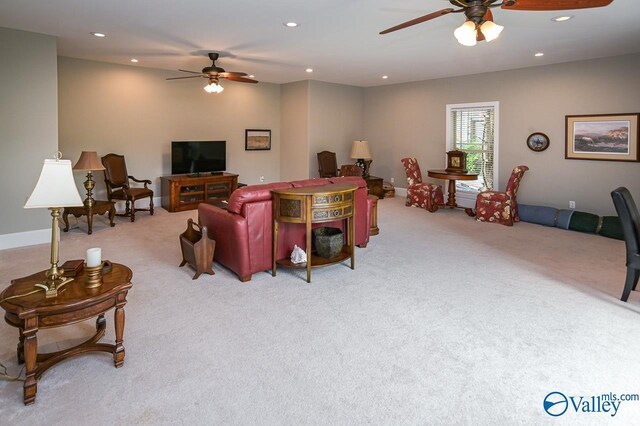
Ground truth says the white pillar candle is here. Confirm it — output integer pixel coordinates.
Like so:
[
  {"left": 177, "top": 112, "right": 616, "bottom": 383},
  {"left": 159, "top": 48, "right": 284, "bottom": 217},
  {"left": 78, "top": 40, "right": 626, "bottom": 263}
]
[{"left": 86, "top": 247, "right": 102, "bottom": 267}]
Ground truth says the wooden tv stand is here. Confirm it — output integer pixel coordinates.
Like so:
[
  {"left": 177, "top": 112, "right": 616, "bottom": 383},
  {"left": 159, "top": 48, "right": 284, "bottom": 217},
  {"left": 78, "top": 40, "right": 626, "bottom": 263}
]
[{"left": 161, "top": 173, "right": 238, "bottom": 212}]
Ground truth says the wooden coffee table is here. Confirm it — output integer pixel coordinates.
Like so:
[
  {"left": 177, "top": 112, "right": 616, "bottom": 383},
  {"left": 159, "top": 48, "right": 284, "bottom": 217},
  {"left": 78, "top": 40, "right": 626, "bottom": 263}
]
[
  {"left": 0, "top": 263, "right": 132, "bottom": 405},
  {"left": 63, "top": 200, "right": 115, "bottom": 235}
]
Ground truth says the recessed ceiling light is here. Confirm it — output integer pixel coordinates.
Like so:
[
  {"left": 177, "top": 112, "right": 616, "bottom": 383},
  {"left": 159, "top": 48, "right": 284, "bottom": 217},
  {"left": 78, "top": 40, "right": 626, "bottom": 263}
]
[
  {"left": 552, "top": 15, "right": 573, "bottom": 22},
  {"left": 249, "top": 75, "right": 255, "bottom": 78},
  {"left": 535, "top": 52, "right": 544, "bottom": 57},
  {"left": 382, "top": 75, "right": 389, "bottom": 79},
  {"left": 130, "top": 59, "right": 138, "bottom": 63},
  {"left": 90, "top": 32, "right": 106, "bottom": 38},
  {"left": 284, "top": 22, "right": 299, "bottom": 28},
  {"left": 305, "top": 68, "right": 313, "bottom": 73}
]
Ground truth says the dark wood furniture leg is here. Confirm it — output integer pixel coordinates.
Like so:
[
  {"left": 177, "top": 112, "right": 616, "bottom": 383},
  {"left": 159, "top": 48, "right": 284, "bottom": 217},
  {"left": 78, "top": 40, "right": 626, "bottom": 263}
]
[
  {"left": 114, "top": 293, "right": 126, "bottom": 368},
  {"left": 23, "top": 317, "right": 38, "bottom": 405},
  {"left": 108, "top": 204, "right": 116, "bottom": 227},
  {"left": 62, "top": 210, "right": 70, "bottom": 232}
]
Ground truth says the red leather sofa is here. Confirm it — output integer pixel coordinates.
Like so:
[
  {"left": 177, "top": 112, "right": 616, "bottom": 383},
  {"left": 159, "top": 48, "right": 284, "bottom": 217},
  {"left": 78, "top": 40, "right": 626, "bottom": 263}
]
[{"left": 198, "top": 177, "right": 372, "bottom": 281}]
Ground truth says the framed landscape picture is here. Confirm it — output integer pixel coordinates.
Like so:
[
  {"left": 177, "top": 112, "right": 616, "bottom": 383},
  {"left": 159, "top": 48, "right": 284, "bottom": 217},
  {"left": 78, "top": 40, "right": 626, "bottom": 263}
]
[
  {"left": 565, "top": 113, "right": 639, "bottom": 162},
  {"left": 245, "top": 129, "right": 271, "bottom": 151}
]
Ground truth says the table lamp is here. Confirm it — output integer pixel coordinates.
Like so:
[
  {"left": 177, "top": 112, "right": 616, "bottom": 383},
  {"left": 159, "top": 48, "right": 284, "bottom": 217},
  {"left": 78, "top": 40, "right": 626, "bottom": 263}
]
[
  {"left": 73, "top": 151, "right": 105, "bottom": 208},
  {"left": 24, "top": 153, "right": 84, "bottom": 298},
  {"left": 350, "top": 140, "right": 372, "bottom": 178}
]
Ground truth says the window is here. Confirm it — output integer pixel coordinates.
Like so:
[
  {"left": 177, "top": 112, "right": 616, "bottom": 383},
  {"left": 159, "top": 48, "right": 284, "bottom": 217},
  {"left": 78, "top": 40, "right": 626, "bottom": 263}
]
[{"left": 446, "top": 102, "right": 499, "bottom": 194}]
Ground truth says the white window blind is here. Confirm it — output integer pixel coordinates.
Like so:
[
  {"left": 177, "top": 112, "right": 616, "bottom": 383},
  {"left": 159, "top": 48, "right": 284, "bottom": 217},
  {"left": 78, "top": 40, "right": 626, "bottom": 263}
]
[{"left": 448, "top": 102, "right": 498, "bottom": 192}]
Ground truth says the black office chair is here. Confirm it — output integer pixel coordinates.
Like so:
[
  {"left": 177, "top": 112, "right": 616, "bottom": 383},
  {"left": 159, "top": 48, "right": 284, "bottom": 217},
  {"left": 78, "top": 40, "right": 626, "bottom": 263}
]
[{"left": 611, "top": 187, "right": 640, "bottom": 302}]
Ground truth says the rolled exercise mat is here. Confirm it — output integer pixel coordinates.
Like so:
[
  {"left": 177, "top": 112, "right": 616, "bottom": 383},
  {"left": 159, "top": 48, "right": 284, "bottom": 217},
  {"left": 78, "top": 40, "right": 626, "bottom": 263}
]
[
  {"left": 598, "top": 216, "right": 624, "bottom": 240},
  {"left": 518, "top": 204, "right": 559, "bottom": 227},
  {"left": 568, "top": 211, "right": 600, "bottom": 233}
]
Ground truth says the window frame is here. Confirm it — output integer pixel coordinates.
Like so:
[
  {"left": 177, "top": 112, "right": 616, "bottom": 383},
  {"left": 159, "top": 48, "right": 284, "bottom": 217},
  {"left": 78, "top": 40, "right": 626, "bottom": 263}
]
[{"left": 445, "top": 101, "right": 500, "bottom": 207}]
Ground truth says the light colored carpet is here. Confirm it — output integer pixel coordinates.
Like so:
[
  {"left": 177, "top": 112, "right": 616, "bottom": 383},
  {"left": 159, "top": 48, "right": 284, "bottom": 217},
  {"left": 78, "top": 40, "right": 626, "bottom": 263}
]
[{"left": 0, "top": 197, "right": 639, "bottom": 425}]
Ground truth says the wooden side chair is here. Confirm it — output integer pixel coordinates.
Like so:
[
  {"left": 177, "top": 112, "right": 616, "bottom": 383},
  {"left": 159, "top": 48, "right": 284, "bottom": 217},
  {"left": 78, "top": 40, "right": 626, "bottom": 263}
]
[
  {"left": 339, "top": 164, "right": 362, "bottom": 177},
  {"left": 611, "top": 187, "right": 640, "bottom": 302},
  {"left": 475, "top": 165, "right": 529, "bottom": 226},
  {"left": 317, "top": 151, "right": 338, "bottom": 178},
  {"left": 101, "top": 153, "right": 154, "bottom": 222}
]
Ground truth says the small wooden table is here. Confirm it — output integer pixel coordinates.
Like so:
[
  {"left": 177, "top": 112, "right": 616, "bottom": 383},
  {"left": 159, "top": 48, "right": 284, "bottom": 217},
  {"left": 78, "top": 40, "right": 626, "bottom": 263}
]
[
  {"left": 0, "top": 263, "right": 132, "bottom": 405},
  {"left": 272, "top": 183, "right": 356, "bottom": 283},
  {"left": 427, "top": 169, "right": 478, "bottom": 215},
  {"left": 63, "top": 200, "right": 115, "bottom": 235}
]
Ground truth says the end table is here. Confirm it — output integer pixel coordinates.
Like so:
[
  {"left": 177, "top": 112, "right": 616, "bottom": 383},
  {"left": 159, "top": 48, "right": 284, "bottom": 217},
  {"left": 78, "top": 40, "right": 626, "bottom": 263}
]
[
  {"left": 364, "top": 176, "right": 384, "bottom": 199},
  {"left": 63, "top": 200, "right": 115, "bottom": 235},
  {"left": 0, "top": 263, "right": 132, "bottom": 405}
]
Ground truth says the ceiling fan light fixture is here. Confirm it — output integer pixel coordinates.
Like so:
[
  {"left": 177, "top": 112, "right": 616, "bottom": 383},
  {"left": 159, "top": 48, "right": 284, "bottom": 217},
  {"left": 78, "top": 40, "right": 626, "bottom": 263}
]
[
  {"left": 454, "top": 21, "right": 477, "bottom": 47},
  {"left": 480, "top": 21, "right": 504, "bottom": 42}
]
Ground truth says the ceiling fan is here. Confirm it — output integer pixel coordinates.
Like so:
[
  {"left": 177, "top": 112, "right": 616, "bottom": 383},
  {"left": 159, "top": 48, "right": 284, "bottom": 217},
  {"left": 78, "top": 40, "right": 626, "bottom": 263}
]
[
  {"left": 166, "top": 52, "right": 258, "bottom": 93},
  {"left": 380, "top": 0, "right": 613, "bottom": 46}
]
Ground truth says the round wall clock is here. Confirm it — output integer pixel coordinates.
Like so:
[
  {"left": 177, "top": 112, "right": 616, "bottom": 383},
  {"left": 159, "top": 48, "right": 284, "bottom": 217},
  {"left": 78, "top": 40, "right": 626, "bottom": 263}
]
[{"left": 527, "top": 132, "right": 550, "bottom": 152}]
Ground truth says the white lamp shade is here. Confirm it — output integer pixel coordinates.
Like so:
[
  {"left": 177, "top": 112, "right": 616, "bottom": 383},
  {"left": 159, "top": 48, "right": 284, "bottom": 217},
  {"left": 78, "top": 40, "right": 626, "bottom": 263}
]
[
  {"left": 480, "top": 21, "right": 504, "bottom": 42},
  {"left": 351, "top": 140, "right": 371, "bottom": 159},
  {"left": 454, "top": 21, "right": 477, "bottom": 47},
  {"left": 25, "top": 159, "right": 84, "bottom": 208}
]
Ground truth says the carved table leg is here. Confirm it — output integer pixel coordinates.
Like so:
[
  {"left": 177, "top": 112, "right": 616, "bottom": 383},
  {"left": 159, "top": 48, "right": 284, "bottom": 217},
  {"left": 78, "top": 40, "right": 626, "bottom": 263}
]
[
  {"left": 22, "top": 317, "right": 38, "bottom": 405},
  {"left": 446, "top": 179, "right": 458, "bottom": 208},
  {"left": 113, "top": 294, "right": 126, "bottom": 368},
  {"left": 62, "top": 209, "right": 70, "bottom": 232},
  {"left": 272, "top": 220, "right": 279, "bottom": 277},
  {"left": 108, "top": 204, "right": 116, "bottom": 227},
  {"left": 17, "top": 327, "right": 25, "bottom": 364}
]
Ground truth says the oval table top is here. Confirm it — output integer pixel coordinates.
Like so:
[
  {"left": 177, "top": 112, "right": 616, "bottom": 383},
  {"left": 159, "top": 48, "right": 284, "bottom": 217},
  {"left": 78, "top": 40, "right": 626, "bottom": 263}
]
[{"left": 427, "top": 169, "right": 478, "bottom": 180}]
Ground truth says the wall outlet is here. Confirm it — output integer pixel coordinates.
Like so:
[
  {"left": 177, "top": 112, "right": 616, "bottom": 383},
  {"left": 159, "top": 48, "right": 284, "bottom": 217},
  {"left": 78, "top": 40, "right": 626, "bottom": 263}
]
[
  {"left": 390, "top": 177, "right": 395, "bottom": 184},
  {"left": 259, "top": 175, "right": 265, "bottom": 183},
  {"left": 569, "top": 201, "right": 576, "bottom": 209}
]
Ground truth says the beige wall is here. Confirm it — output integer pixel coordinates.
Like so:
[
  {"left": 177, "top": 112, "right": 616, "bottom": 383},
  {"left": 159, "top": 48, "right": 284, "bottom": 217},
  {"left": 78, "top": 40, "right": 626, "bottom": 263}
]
[
  {"left": 58, "top": 57, "right": 281, "bottom": 200},
  {"left": 308, "top": 81, "right": 364, "bottom": 178},
  {"left": 280, "top": 81, "right": 310, "bottom": 181},
  {"left": 0, "top": 28, "right": 58, "bottom": 236},
  {"left": 363, "top": 53, "right": 640, "bottom": 215}
]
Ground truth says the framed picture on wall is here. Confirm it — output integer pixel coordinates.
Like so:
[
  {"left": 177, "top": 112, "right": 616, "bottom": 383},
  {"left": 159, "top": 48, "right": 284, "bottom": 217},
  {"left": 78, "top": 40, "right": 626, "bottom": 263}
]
[
  {"left": 245, "top": 129, "right": 271, "bottom": 151},
  {"left": 565, "top": 113, "right": 639, "bottom": 161}
]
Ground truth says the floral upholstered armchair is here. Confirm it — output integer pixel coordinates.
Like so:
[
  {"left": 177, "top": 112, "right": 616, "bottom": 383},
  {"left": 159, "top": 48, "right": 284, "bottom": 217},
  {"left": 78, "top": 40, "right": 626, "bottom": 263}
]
[
  {"left": 475, "top": 165, "right": 529, "bottom": 226},
  {"left": 400, "top": 157, "right": 444, "bottom": 213}
]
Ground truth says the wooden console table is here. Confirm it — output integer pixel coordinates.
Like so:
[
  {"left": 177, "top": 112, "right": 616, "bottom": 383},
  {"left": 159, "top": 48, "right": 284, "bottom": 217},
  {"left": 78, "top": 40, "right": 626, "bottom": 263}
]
[
  {"left": 272, "top": 183, "right": 356, "bottom": 283},
  {"left": 63, "top": 200, "right": 115, "bottom": 235},
  {"left": 161, "top": 173, "right": 238, "bottom": 212},
  {"left": 0, "top": 263, "right": 132, "bottom": 405}
]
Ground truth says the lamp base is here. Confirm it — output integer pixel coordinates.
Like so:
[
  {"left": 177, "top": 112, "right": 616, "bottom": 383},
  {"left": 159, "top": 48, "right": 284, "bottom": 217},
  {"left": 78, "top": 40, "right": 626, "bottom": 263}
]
[{"left": 34, "top": 276, "right": 74, "bottom": 298}]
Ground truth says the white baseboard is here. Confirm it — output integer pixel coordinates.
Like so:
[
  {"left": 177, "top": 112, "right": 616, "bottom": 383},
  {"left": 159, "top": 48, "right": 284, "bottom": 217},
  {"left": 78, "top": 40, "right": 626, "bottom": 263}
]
[
  {"left": 0, "top": 228, "right": 50, "bottom": 250},
  {"left": 393, "top": 187, "right": 476, "bottom": 208},
  {"left": 395, "top": 187, "right": 407, "bottom": 197}
]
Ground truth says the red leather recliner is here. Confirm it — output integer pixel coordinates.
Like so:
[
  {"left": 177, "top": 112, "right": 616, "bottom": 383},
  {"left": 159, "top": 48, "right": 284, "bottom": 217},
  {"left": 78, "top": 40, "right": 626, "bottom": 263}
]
[{"left": 198, "top": 177, "right": 372, "bottom": 281}]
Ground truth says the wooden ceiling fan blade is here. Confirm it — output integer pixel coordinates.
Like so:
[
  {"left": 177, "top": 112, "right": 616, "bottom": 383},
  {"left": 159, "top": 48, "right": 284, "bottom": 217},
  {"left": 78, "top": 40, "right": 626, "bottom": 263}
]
[
  {"left": 223, "top": 75, "right": 258, "bottom": 83},
  {"left": 483, "top": 8, "right": 494, "bottom": 22},
  {"left": 219, "top": 71, "right": 248, "bottom": 77},
  {"left": 166, "top": 75, "right": 204, "bottom": 80},
  {"left": 477, "top": 28, "right": 486, "bottom": 42},
  {"left": 178, "top": 69, "right": 203, "bottom": 74},
  {"left": 502, "top": 0, "right": 612, "bottom": 11},
  {"left": 380, "top": 8, "right": 455, "bottom": 34}
]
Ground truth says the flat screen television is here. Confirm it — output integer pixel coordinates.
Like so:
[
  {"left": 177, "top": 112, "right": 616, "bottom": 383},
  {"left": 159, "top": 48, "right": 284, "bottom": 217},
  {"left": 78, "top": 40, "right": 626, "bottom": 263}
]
[{"left": 171, "top": 141, "right": 226, "bottom": 175}]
